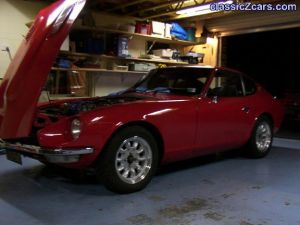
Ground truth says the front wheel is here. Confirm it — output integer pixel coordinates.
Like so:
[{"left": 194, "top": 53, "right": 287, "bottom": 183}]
[
  {"left": 97, "top": 126, "right": 159, "bottom": 194},
  {"left": 245, "top": 116, "right": 273, "bottom": 158}
]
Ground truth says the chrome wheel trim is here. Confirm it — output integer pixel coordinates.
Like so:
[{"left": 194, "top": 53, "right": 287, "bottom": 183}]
[
  {"left": 115, "top": 136, "right": 152, "bottom": 184},
  {"left": 255, "top": 122, "right": 272, "bottom": 152}
]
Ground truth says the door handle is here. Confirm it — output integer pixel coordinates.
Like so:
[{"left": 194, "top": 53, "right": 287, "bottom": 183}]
[{"left": 242, "top": 106, "right": 250, "bottom": 113}]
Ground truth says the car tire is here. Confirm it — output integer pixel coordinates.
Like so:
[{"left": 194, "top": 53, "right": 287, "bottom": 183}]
[
  {"left": 245, "top": 116, "right": 273, "bottom": 158},
  {"left": 98, "top": 126, "right": 159, "bottom": 194}
]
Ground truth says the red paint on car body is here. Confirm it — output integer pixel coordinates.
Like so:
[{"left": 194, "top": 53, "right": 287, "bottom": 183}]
[{"left": 0, "top": 0, "right": 284, "bottom": 170}]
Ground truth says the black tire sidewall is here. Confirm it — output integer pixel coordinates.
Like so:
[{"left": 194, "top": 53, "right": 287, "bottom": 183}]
[
  {"left": 246, "top": 116, "right": 273, "bottom": 158},
  {"left": 99, "top": 126, "right": 159, "bottom": 194}
]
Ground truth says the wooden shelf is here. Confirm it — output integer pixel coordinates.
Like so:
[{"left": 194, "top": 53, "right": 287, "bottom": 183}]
[
  {"left": 73, "top": 25, "right": 206, "bottom": 46},
  {"left": 51, "top": 67, "right": 147, "bottom": 74},
  {"left": 49, "top": 95, "right": 90, "bottom": 100},
  {"left": 59, "top": 51, "right": 189, "bottom": 65},
  {"left": 122, "top": 57, "right": 188, "bottom": 65}
]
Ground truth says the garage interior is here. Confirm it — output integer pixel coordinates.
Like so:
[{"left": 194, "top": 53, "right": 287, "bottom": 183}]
[{"left": 0, "top": 0, "right": 300, "bottom": 225}]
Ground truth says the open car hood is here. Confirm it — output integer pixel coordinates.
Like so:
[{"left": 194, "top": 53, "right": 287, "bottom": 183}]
[{"left": 0, "top": 0, "right": 86, "bottom": 139}]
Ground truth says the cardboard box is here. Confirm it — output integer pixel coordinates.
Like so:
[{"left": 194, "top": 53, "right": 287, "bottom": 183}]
[
  {"left": 165, "top": 23, "right": 172, "bottom": 38},
  {"left": 153, "top": 49, "right": 174, "bottom": 58},
  {"left": 151, "top": 21, "right": 165, "bottom": 37}
]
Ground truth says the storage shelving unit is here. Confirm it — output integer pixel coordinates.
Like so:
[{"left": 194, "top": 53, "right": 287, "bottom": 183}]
[
  {"left": 73, "top": 25, "right": 206, "bottom": 46},
  {"left": 59, "top": 51, "right": 189, "bottom": 66},
  {"left": 49, "top": 24, "right": 206, "bottom": 99},
  {"left": 51, "top": 67, "right": 147, "bottom": 74}
]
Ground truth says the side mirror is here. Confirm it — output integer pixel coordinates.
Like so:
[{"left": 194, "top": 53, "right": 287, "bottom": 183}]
[{"left": 212, "top": 96, "right": 219, "bottom": 104}]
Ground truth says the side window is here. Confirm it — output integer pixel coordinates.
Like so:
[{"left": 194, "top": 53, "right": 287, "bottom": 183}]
[
  {"left": 142, "top": 68, "right": 211, "bottom": 95},
  {"left": 208, "top": 70, "right": 243, "bottom": 97},
  {"left": 243, "top": 75, "right": 256, "bottom": 95}
]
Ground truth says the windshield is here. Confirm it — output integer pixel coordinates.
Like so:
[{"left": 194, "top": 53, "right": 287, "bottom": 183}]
[{"left": 130, "top": 67, "right": 213, "bottom": 96}]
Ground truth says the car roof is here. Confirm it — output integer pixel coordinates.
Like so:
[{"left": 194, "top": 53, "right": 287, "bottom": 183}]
[
  {"left": 179, "top": 64, "right": 215, "bottom": 69},
  {"left": 156, "top": 65, "right": 246, "bottom": 77},
  {"left": 162, "top": 65, "right": 215, "bottom": 70}
]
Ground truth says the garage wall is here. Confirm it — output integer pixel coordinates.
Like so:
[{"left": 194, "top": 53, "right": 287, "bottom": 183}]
[
  {"left": 185, "top": 36, "right": 219, "bottom": 66},
  {"left": 0, "top": 0, "right": 48, "bottom": 78},
  {"left": 181, "top": 21, "right": 218, "bottom": 67},
  {"left": 94, "top": 73, "right": 144, "bottom": 96}
]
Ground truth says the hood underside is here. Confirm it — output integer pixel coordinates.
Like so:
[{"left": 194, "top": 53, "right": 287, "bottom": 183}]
[{"left": 0, "top": 0, "right": 86, "bottom": 139}]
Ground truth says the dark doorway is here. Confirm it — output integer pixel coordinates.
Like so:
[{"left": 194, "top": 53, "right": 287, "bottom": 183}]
[{"left": 222, "top": 28, "right": 300, "bottom": 139}]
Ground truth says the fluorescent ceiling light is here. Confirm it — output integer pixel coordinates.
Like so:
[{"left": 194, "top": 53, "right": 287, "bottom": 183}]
[{"left": 176, "top": 0, "right": 233, "bottom": 16}]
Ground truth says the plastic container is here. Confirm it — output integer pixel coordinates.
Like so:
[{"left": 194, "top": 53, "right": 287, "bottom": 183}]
[
  {"left": 129, "top": 63, "right": 156, "bottom": 72},
  {"left": 135, "top": 22, "right": 151, "bottom": 35},
  {"left": 186, "top": 27, "right": 196, "bottom": 42},
  {"left": 153, "top": 49, "right": 174, "bottom": 58},
  {"left": 127, "top": 24, "right": 135, "bottom": 33},
  {"left": 120, "top": 23, "right": 136, "bottom": 33}
]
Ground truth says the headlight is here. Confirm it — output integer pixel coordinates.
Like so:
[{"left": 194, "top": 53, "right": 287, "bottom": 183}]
[{"left": 71, "top": 118, "right": 81, "bottom": 139}]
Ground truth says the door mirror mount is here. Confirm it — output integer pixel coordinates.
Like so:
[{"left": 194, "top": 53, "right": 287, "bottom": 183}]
[{"left": 212, "top": 96, "right": 219, "bottom": 104}]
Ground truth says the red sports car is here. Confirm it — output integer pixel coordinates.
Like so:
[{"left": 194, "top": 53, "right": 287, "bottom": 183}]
[
  {"left": 0, "top": 0, "right": 284, "bottom": 193},
  {"left": 282, "top": 90, "right": 300, "bottom": 121}
]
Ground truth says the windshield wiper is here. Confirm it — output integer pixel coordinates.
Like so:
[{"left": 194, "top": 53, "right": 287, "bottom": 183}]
[
  {"left": 123, "top": 87, "right": 171, "bottom": 94},
  {"left": 123, "top": 87, "right": 147, "bottom": 93},
  {"left": 145, "top": 87, "right": 171, "bottom": 94}
]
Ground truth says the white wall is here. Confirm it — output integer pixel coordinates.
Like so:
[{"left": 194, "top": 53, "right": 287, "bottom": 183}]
[
  {"left": 94, "top": 73, "right": 144, "bottom": 97},
  {"left": 0, "top": 0, "right": 48, "bottom": 78}
]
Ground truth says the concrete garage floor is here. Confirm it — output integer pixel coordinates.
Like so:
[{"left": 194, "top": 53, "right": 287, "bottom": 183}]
[{"left": 0, "top": 139, "right": 300, "bottom": 225}]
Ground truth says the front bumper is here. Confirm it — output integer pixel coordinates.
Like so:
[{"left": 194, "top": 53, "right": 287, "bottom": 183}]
[{"left": 0, "top": 141, "right": 94, "bottom": 163}]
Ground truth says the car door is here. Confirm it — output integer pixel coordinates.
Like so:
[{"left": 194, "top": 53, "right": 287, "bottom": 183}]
[{"left": 194, "top": 68, "right": 253, "bottom": 155}]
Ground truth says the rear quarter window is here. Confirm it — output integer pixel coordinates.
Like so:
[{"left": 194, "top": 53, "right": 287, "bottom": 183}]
[{"left": 243, "top": 76, "right": 256, "bottom": 95}]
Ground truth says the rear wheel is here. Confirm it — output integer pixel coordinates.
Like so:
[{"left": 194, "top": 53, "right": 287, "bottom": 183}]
[
  {"left": 245, "top": 116, "right": 273, "bottom": 158},
  {"left": 98, "top": 126, "right": 159, "bottom": 194}
]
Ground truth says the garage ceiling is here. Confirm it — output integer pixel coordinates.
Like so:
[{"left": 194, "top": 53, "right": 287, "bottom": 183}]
[
  {"left": 86, "top": 0, "right": 215, "bottom": 20},
  {"left": 206, "top": 9, "right": 300, "bottom": 36},
  {"left": 85, "top": 0, "right": 285, "bottom": 21},
  {"left": 37, "top": 0, "right": 294, "bottom": 21},
  {"left": 36, "top": 0, "right": 299, "bottom": 35}
]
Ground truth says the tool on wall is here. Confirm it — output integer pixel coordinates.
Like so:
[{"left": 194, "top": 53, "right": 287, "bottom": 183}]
[
  {"left": 146, "top": 40, "right": 157, "bottom": 54},
  {"left": 1, "top": 45, "right": 12, "bottom": 61}
]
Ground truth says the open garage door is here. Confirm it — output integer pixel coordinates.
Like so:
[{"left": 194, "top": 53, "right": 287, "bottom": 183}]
[
  {"left": 211, "top": 12, "right": 300, "bottom": 140},
  {"left": 205, "top": 5, "right": 300, "bottom": 36}
]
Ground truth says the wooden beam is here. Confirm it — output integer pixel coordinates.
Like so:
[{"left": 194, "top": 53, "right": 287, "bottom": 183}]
[
  {"left": 106, "top": 0, "right": 149, "bottom": 12},
  {"left": 141, "top": 2, "right": 207, "bottom": 20},
  {"left": 88, "top": 0, "right": 103, "bottom": 7},
  {"left": 126, "top": 0, "right": 186, "bottom": 16}
]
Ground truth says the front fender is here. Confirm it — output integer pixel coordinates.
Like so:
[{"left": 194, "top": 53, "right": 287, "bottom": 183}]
[{"left": 37, "top": 115, "right": 119, "bottom": 168}]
